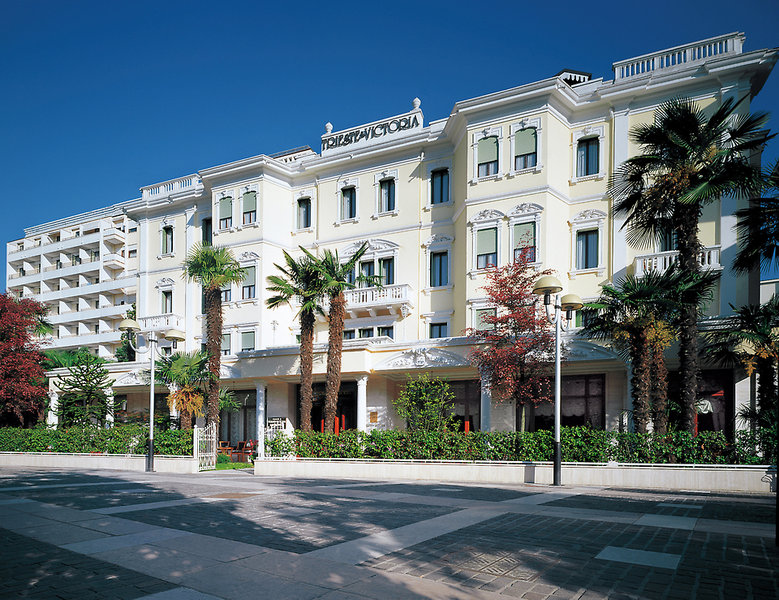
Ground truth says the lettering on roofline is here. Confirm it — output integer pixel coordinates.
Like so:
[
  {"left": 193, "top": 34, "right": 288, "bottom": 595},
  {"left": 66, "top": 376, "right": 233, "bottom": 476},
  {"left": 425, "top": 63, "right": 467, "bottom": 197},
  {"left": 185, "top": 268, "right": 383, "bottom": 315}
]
[{"left": 321, "top": 111, "right": 423, "bottom": 155}]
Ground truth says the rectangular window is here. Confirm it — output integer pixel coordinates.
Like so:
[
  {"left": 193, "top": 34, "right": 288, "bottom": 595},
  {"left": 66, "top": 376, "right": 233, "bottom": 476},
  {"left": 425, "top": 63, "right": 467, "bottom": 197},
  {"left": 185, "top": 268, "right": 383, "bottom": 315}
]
[
  {"left": 221, "top": 334, "right": 231, "bottom": 356},
  {"left": 202, "top": 218, "right": 212, "bottom": 244},
  {"left": 513, "top": 222, "right": 536, "bottom": 262},
  {"left": 161, "top": 290, "right": 173, "bottom": 313},
  {"left": 514, "top": 128, "right": 537, "bottom": 170},
  {"left": 379, "top": 179, "right": 395, "bottom": 212},
  {"left": 343, "top": 329, "right": 356, "bottom": 340},
  {"left": 242, "top": 191, "right": 257, "bottom": 225},
  {"left": 341, "top": 187, "right": 356, "bottom": 220},
  {"left": 360, "top": 261, "right": 375, "bottom": 287},
  {"left": 161, "top": 226, "right": 173, "bottom": 254},
  {"left": 377, "top": 326, "right": 394, "bottom": 338},
  {"left": 475, "top": 308, "right": 496, "bottom": 330},
  {"left": 430, "top": 251, "right": 448, "bottom": 287},
  {"left": 242, "top": 266, "right": 256, "bottom": 299},
  {"left": 476, "top": 227, "right": 498, "bottom": 269},
  {"left": 576, "top": 138, "right": 599, "bottom": 177},
  {"left": 128, "top": 249, "right": 137, "bottom": 258},
  {"left": 576, "top": 229, "right": 599, "bottom": 270},
  {"left": 221, "top": 285, "right": 231, "bottom": 302},
  {"left": 344, "top": 267, "right": 355, "bottom": 285},
  {"left": 71, "top": 254, "right": 81, "bottom": 266},
  {"left": 359, "top": 327, "right": 374, "bottom": 338},
  {"left": 241, "top": 330, "right": 255, "bottom": 352},
  {"left": 431, "top": 169, "right": 449, "bottom": 204},
  {"left": 575, "top": 310, "right": 595, "bottom": 329},
  {"left": 219, "top": 197, "right": 233, "bottom": 229},
  {"left": 297, "top": 197, "right": 311, "bottom": 229},
  {"left": 379, "top": 257, "right": 394, "bottom": 285},
  {"left": 430, "top": 322, "right": 448, "bottom": 338},
  {"left": 477, "top": 136, "right": 499, "bottom": 177}
]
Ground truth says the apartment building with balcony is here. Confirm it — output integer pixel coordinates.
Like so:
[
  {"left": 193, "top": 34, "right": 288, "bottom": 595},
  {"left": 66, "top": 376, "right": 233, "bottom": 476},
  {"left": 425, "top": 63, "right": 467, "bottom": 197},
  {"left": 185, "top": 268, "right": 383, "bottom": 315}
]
[
  {"left": 6, "top": 203, "right": 139, "bottom": 358},
  {"left": 11, "top": 33, "right": 776, "bottom": 442}
]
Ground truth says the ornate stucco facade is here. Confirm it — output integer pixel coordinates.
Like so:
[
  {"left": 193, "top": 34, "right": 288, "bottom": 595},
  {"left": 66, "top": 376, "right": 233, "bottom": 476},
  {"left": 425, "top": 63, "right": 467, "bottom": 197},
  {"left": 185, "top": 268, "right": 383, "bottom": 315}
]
[{"left": 7, "top": 33, "right": 777, "bottom": 441}]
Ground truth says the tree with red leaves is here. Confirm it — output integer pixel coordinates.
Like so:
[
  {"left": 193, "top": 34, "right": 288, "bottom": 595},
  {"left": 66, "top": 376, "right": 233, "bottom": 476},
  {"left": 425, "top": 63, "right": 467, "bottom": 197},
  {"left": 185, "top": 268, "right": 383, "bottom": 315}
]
[
  {"left": 467, "top": 252, "right": 556, "bottom": 431},
  {"left": 0, "top": 294, "right": 49, "bottom": 426}
]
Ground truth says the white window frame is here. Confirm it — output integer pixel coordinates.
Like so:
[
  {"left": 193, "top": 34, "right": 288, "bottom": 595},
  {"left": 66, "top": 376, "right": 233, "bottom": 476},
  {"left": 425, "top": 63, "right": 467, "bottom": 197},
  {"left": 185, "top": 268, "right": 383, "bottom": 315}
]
[
  {"left": 214, "top": 190, "right": 235, "bottom": 235},
  {"left": 569, "top": 209, "right": 607, "bottom": 278},
  {"left": 240, "top": 185, "right": 259, "bottom": 229},
  {"left": 157, "top": 219, "right": 175, "bottom": 259},
  {"left": 571, "top": 125, "right": 606, "bottom": 183},
  {"left": 424, "top": 160, "right": 453, "bottom": 210},
  {"left": 468, "top": 209, "right": 505, "bottom": 277},
  {"left": 508, "top": 203, "right": 543, "bottom": 266},
  {"left": 509, "top": 117, "right": 542, "bottom": 176},
  {"left": 200, "top": 216, "right": 213, "bottom": 244},
  {"left": 293, "top": 188, "right": 316, "bottom": 233},
  {"left": 238, "top": 252, "right": 259, "bottom": 304},
  {"left": 238, "top": 327, "right": 257, "bottom": 353},
  {"left": 336, "top": 178, "right": 360, "bottom": 225},
  {"left": 340, "top": 239, "right": 399, "bottom": 290},
  {"left": 468, "top": 298, "right": 497, "bottom": 331},
  {"left": 422, "top": 310, "right": 454, "bottom": 339},
  {"left": 422, "top": 234, "right": 453, "bottom": 293},
  {"left": 372, "top": 169, "right": 399, "bottom": 218},
  {"left": 471, "top": 126, "right": 503, "bottom": 184},
  {"left": 341, "top": 315, "right": 398, "bottom": 343},
  {"left": 221, "top": 332, "right": 233, "bottom": 356}
]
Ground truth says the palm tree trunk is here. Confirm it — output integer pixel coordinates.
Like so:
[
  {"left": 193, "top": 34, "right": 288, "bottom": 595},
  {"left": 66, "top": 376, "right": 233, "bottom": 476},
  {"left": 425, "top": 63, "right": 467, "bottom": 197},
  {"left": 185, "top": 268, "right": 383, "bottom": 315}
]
[
  {"left": 675, "top": 204, "right": 702, "bottom": 433},
  {"left": 631, "top": 334, "right": 651, "bottom": 433},
  {"left": 179, "top": 408, "right": 192, "bottom": 430},
  {"left": 324, "top": 292, "right": 346, "bottom": 433},
  {"left": 299, "top": 309, "right": 315, "bottom": 432},
  {"left": 205, "top": 286, "right": 223, "bottom": 427},
  {"left": 650, "top": 345, "right": 669, "bottom": 435}
]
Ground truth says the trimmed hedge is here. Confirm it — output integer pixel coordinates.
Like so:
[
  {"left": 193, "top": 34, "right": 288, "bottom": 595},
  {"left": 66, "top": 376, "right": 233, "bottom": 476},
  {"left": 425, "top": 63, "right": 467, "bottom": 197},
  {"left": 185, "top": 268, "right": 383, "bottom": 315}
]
[
  {"left": 265, "top": 427, "right": 774, "bottom": 465},
  {"left": 0, "top": 425, "right": 193, "bottom": 456}
]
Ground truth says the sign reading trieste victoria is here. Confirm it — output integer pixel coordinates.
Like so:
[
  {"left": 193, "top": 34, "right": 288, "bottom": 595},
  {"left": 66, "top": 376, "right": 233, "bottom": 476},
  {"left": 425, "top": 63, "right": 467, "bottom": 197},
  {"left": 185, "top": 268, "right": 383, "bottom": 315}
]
[{"left": 322, "top": 114, "right": 421, "bottom": 151}]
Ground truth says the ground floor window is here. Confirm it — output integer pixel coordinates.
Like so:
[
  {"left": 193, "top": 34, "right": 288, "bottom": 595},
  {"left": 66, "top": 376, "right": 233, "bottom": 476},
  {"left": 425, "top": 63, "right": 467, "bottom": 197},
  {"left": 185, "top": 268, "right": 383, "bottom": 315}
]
[
  {"left": 296, "top": 381, "right": 357, "bottom": 432},
  {"left": 532, "top": 374, "right": 605, "bottom": 430},
  {"left": 218, "top": 390, "right": 257, "bottom": 446},
  {"left": 449, "top": 379, "right": 481, "bottom": 432}
]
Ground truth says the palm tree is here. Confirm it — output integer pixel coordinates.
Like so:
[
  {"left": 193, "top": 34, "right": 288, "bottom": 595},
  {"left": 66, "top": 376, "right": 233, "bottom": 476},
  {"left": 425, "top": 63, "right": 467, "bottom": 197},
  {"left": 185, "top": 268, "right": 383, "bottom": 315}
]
[
  {"left": 266, "top": 252, "right": 325, "bottom": 432},
  {"left": 183, "top": 244, "right": 245, "bottom": 426},
  {"left": 733, "top": 161, "right": 779, "bottom": 274},
  {"left": 155, "top": 351, "right": 212, "bottom": 430},
  {"left": 610, "top": 96, "right": 769, "bottom": 432},
  {"left": 302, "top": 242, "right": 376, "bottom": 433}
]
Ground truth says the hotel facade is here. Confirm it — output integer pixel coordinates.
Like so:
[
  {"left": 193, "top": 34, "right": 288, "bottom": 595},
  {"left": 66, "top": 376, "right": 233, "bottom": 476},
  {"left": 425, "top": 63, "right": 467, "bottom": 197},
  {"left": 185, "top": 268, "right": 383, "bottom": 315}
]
[{"left": 6, "top": 33, "right": 777, "bottom": 443}]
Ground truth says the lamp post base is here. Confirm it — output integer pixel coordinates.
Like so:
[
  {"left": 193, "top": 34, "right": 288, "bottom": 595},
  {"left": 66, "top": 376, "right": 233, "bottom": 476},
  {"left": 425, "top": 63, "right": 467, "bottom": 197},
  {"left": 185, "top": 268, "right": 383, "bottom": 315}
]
[
  {"left": 146, "top": 439, "right": 154, "bottom": 472},
  {"left": 553, "top": 441, "right": 561, "bottom": 486}
]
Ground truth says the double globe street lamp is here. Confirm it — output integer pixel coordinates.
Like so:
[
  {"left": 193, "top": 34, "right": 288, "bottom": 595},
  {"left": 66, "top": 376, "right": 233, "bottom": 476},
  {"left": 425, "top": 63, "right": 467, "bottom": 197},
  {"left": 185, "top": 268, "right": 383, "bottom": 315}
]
[
  {"left": 532, "top": 275, "right": 583, "bottom": 487},
  {"left": 118, "top": 318, "right": 185, "bottom": 472}
]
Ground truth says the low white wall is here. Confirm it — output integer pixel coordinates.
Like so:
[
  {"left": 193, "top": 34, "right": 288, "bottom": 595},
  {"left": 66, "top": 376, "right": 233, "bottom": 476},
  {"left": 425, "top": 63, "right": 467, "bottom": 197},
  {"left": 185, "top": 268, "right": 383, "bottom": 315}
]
[
  {"left": 0, "top": 452, "right": 198, "bottom": 474},
  {"left": 254, "top": 458, "right": 775, "bottom": 494}
]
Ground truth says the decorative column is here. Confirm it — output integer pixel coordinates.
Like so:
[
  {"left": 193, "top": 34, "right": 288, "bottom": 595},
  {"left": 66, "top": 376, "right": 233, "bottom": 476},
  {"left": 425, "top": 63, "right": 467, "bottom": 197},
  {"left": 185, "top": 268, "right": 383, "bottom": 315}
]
[
  {"left": 356, "top": 375, "right": 368, "bottom": 431},
  {"left": 480, "top": 373, "right": 492, "bottom": 431},
  {"left": 47, "top": 390, "right": 59, "bottom": 428},
  {"left": 105, "top": 388, "right": 115, "bottom": 428},
  {"left": 255, "top": 380, "right": 266, "bottom": 459}
]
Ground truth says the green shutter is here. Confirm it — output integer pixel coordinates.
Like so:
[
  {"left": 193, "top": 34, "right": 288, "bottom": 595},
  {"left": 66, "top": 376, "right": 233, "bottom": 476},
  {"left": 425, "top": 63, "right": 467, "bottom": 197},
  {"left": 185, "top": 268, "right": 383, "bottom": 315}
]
[
  {"left": 514, "top": 128, "right": 536, "bottom": 156},
  {"left": 476, "top": 308, "right": 495, "bottom": 329},
  {"left": 220, "top": 197, "right": 232, "bottom": 219},
  {"left": 477, "top": 136, "right": 498, "bottom": 163},
  {"left": 513, "top": 222, "right": 535, "bottom": 248},
  {"left": 221, "top": 334, "right": 231, "bottom": 352},
  {"left": 476, "top": 228, "right": 497, "bottom": 254},
  {"left": 243, "top": 191, "right": 256, "bottom": 212},
  {"left": 244, "top": 266, "right": 255, "bottom": 286},
  {"left": 241, "top": 331, "right": 254, "bottom": 350}
]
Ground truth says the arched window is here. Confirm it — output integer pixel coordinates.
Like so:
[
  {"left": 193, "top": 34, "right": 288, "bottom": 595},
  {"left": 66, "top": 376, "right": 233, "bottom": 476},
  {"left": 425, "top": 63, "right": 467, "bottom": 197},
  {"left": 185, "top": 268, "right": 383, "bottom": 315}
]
[
  {"left": 477, "top": 136, "right": 499, "bottom": 177},
  {"left": 219, "top": 196, "right": 233, "bottom": 229},
  {"left": 514, "top": 128, "right": 537, "bottom": 170}
]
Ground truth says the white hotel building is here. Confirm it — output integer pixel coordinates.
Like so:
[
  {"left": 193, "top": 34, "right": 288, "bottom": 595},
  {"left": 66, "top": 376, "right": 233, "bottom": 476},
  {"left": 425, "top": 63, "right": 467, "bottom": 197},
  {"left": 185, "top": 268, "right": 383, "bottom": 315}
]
[{"left": 6, "top": 33, "right": 777, "bottom": 442}]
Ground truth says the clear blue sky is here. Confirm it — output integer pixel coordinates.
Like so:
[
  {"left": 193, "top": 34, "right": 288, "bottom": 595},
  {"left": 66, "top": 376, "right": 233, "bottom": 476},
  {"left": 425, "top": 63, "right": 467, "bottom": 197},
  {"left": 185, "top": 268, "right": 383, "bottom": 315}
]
[{"left": 2, "top": 0, "right": 778, "bottom": 288}]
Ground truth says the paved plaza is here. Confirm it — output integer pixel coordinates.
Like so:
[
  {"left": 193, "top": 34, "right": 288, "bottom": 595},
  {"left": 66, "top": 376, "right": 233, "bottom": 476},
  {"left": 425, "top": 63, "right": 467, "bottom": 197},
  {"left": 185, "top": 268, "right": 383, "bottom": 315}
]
[{"left": 0, "top": 467, "right": 776, "bottom": 599}]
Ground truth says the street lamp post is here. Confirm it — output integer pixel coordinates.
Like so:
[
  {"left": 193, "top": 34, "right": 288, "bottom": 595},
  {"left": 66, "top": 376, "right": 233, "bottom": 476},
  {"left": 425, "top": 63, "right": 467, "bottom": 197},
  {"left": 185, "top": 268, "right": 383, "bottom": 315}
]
[
  {"left": 118, "top": 318, "right": 185, "bottom": 472},
  {"left": 532, "top": 275, "right": 582, "bottom": 487}
]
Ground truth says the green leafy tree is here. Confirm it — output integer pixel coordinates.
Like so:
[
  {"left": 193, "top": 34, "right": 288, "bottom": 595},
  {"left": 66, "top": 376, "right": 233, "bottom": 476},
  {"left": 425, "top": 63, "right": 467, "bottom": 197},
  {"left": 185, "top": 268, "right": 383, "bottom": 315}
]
[
  {"left": 183, "top": 244, "right": 245, "bottom": 426},
  {"left": 115, "top": 303, "right": 137, "bottom": 362},
  {"left": 733, "top": 161, "right": 779, "bottom": 274},
  {"left": 266, "top": 252, "right": 325, "bottom": 431},
  {"left": 393, "top": 374, "right": 457, "bottom": 432},
  {"left": 303, "top": 242, "right": 379, "bottom": 433},
  {"left": 55, "top": 350, "right": 117, "bottom": 427},
  {"left": 611, "top": 96, "right": 769, "bottom": 432},
  {"left": 155, "top": 351, "right": 212, "bottom": 430}
]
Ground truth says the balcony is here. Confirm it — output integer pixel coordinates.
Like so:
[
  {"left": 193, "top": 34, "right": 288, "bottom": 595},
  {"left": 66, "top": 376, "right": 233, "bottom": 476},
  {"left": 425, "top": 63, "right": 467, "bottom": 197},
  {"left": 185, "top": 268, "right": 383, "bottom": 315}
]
[
  {"left": 137, "top": 313, "right": 183, "bottom": 333},
  {"left": 48, "top": 303, "right": 129, "bottom": 325},
  {"left": 613, "top": 33, "right": 744, "bottom": 81},
  {"left": 8, "top": 231, "right": 101, "bottom": 260},
  {"left": 44, "top": 330, "right": 123, "bottom": 349},
  {"left": 8, "top": 267, "right": 41, "bottom": 281},
  {"left": 142, "top": 174, "right": 203, "bottom": 201},
  {"left": 103, "top": 253, "right": 125, "bottom": 270},
  {"left": 634, "top": 246, "right": 722, "bottom": 277},
  {"left": 342, "top": 283, "right": 413, "bottom": 318},
  {"left": 103, "top": 227, "right": 126, "bottom": 245}
]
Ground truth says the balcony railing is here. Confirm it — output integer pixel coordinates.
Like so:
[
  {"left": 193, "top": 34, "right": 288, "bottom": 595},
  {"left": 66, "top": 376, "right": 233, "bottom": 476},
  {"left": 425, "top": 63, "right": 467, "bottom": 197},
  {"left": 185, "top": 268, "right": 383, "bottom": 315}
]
[
  {"left": 142, "top": 174, "right": 202, "bottom": 200},
  {"left": 138, "top": 313, "right": 183, "bottom": 332},
  {"left": 634, "top": 246, "right": 722, "bottom": 277},
  {"left": 8, "top": 267, "right": 40, "bottom": 280},
  {"left": 613, "top": 33, "right": 744, "bottom": 81},
  {"left": 344, "top": 283, "right": 411, "bottom": 306}
]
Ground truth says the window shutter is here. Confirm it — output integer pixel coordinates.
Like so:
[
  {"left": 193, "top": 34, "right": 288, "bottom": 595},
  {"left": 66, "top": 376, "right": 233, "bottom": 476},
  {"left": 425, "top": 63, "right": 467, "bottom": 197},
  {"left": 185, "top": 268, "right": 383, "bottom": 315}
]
[
  {"left": 241, "top": 331, "right": 254, "bottom": 350},
  {"left": 477, "top": 228, "right": 497, "bottom": 254},
  {"left": 244, "top": 266, "right": 255, "bottom": 286},
  {"left": 242, "top": 191, "right": 256, "bottom": 212},
  {"left": 588, "top": 139, "right": 599, "bottom": 174},
  {"left": 477, "top": 136, "right": 498, "bottom": 163},
  {"left": 221, "top": 334, "right": 231, "bottom": 353},
  {"left": 513, "top": 222, "right": 535, "bottom": 248},
  {"left": 587, "top": 230, "right": 598, "bottom": 267},
  {"left": 514, "top": 128, "right": 536, "bottom": 156},
  {"left": 220, "top": 197, "right": 232, "bottom": 219}
]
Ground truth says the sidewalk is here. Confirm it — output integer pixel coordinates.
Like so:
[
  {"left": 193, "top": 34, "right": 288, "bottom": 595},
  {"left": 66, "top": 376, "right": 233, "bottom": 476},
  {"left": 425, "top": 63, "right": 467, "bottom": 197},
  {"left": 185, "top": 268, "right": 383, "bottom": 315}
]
[{"left": 0, "top": 467, "right": 775, "bottom": 599}]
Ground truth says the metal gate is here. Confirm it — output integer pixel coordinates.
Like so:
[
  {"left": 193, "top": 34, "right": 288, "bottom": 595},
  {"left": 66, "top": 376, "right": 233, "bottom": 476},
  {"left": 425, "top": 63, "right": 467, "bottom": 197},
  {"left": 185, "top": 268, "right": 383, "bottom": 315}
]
[{"left": 194, "top": 422, "right": 217, "bottom": 471}]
